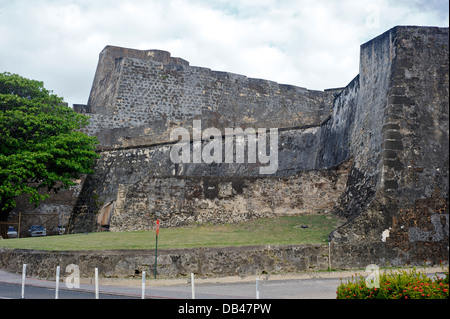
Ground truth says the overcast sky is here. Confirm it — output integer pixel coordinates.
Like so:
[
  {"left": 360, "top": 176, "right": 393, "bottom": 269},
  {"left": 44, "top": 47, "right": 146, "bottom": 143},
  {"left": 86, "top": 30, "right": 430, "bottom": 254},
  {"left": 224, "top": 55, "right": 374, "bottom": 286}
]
[{"left": 1, "top": 0, "right": 448, "bottom": 106}]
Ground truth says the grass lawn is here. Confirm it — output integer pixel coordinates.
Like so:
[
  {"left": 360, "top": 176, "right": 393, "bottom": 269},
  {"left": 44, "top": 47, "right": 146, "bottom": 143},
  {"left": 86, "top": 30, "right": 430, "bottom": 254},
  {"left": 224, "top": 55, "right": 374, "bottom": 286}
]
[{"left": 0, "top": 215, "right": 343, "bottom": 251}]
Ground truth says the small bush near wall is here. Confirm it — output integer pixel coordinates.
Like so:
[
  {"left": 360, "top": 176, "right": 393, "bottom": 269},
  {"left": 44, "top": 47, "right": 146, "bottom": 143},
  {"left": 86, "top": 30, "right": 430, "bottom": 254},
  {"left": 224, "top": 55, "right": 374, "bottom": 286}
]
[{"left": 336, "top": 264, "right": 449, "bottom": 299}]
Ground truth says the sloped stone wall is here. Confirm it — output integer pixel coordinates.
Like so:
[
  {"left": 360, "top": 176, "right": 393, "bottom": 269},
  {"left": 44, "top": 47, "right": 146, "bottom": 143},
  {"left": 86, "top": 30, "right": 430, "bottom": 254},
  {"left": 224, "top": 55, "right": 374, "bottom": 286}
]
[
  {"left": 0, "top": 245, "right": 330, "bottom": 279},
  {"left": 109, "top": 160, "right": 351, "bottom": 231},
  {"left": 329, "top": 26, "right": 449, "bottom": 266}
]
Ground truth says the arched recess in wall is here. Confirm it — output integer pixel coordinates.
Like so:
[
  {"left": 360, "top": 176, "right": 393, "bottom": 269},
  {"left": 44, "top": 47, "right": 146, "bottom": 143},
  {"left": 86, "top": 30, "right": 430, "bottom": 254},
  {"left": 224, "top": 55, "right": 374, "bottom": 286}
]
[{"left": 96, "top": 201, "right": 115, "bottom": 231}]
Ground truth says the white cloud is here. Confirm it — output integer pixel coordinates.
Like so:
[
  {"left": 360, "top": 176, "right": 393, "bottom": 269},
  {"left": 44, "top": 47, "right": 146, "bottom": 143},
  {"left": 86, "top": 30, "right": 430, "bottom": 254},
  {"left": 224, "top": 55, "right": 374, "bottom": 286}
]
[{"left": 0, "top": 0, "right": 448, "bottom": 105}]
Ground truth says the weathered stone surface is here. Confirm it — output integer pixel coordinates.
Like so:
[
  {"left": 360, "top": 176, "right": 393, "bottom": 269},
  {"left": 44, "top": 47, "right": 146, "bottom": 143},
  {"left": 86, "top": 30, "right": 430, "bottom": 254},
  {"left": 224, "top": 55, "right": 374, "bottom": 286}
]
[
  {"left": 0, "top": 245, "right": 330, "bottom": 279},
  {"left": 329, "top": 26, "right": 449, "bottom": 266},
  {"left": 108, "top": 160, "right": 351, "bottom": 231},
  {"left": 84, "top": 46, "right": 335, "bottom": 150}
]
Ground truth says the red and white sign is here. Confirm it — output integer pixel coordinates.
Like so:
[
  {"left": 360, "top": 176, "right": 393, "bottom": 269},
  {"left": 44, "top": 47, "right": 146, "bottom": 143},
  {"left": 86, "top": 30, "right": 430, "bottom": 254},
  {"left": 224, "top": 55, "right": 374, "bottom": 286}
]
[{"left": 156, "top": 219, "right": 160, "bottom": 236}]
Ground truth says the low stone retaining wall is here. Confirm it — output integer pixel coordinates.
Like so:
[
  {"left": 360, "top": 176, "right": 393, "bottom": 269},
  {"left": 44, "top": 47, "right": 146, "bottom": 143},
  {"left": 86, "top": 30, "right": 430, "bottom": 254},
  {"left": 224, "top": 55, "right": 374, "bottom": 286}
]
[{"left": 0, "top": 244, "right": 330, "bottom": 280}]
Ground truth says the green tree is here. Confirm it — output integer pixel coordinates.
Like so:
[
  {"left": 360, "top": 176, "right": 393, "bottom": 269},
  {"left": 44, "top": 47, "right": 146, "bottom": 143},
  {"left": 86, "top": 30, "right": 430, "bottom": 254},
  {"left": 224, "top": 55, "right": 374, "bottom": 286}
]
[{"left": 0, "top": 72, "right": 99, "bottom": 220}]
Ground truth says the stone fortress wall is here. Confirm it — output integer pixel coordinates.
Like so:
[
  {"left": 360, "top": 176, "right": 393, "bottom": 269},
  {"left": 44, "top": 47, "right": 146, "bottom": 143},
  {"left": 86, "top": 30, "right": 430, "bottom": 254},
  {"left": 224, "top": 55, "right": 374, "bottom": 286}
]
[
  {"left": 10, "top": 26, "right": 449, "bottom": 268},
  {"left": 68, "top": 45, "right": 350, "bottom": 232}
]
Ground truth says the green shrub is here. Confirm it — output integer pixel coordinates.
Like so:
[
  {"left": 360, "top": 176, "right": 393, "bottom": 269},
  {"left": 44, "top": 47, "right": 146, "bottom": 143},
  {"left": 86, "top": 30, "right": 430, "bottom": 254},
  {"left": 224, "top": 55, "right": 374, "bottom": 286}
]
[{"left": 336, "top": 265, "right": 449, "bottom": 299}]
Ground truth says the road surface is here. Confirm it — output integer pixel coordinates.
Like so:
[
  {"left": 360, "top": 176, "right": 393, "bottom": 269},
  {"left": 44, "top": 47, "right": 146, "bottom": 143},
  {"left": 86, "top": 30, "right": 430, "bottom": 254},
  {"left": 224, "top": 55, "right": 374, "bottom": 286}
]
[{"left": 0, "top": 267, "right": 445, "bottom": 299}]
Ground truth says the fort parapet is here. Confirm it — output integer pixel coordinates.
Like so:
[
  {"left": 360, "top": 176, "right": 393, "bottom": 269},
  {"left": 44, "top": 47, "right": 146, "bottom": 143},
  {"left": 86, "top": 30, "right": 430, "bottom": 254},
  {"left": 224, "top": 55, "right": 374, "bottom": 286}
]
[{"left": 77, "top": 45, "right": 337, "bottom": 150}]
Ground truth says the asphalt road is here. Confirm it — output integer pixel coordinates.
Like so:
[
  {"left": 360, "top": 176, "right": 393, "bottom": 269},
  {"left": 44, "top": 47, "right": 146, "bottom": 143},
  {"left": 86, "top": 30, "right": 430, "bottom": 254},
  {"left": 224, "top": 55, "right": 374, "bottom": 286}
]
[
  {"left": 0, "top": 267, "right": 445, "bottom": 300},
  {"left": 0, "top": 282, "right": 135, "bottom": 299},
  {"left": 1, "top": 268, "right": 446, "bottom": 319},
  {"left": 0, "top": 278, "right": 339, "bottom": 299},
  {"left": 0, "top": 269, "right": 343, "bottom": 299}
]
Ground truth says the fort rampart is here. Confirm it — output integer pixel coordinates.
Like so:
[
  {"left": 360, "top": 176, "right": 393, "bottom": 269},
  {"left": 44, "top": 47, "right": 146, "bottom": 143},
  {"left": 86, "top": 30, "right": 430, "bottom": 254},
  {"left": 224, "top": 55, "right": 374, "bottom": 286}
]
[{"left": 7, "top": 26, "right": 449, "bottom": 272}]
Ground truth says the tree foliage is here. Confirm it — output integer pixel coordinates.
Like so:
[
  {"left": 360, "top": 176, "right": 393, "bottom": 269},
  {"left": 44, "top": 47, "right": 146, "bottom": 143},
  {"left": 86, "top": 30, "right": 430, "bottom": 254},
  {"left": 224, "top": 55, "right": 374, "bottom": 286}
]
[{"left": 0, "top": 72, "right": 98, "bottom": 218}]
